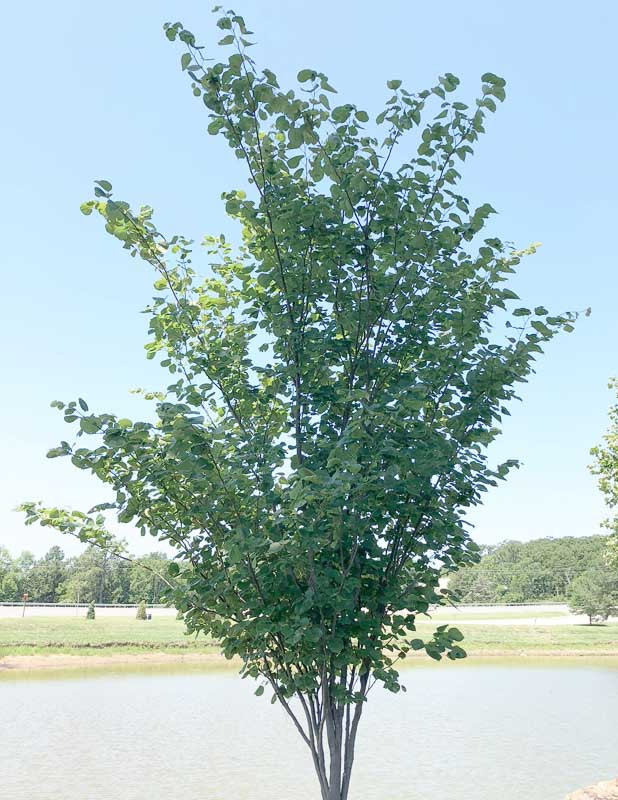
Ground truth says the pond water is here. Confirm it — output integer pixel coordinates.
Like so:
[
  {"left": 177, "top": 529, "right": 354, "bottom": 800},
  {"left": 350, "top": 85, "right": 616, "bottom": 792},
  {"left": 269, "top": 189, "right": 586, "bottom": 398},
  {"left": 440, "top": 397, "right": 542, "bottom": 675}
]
[{"left": 1, "top": 659, "right": 617, "bottom": 800}]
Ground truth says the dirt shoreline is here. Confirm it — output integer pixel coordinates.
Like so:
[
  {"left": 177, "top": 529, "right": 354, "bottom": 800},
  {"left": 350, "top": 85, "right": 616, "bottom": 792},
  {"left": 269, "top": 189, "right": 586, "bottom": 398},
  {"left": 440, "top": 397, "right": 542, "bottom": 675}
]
[
  {"left": 0, "top": 651, "right": 233, "bottom": 672},
  {"left": 3, "top": 648, "right": 618, "bottom": 673}
]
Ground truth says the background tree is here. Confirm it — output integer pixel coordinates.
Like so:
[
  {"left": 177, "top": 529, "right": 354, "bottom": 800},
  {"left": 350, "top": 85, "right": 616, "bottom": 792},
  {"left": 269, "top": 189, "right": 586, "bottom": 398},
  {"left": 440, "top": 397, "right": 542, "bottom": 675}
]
[
  {"left": 13, "top": 551, "right": 36, "bottom": 601},
  {"left": 568, "top": 568, "right": 618, "bottom": 624},
  {"left": 58, "top": 544, "right": 128, "bottom": 604},
  {"left": 86, "top": 601, "right": 95, "bottom": 620},
  {"left": 0, "top": 542, "right": 172, "bottom": 604},
  {"left": 0, "top": 546, "right": 15, "bottom": 601},
  {"left": 590, "top": 379, "right": 618, "bottom": 569},
  {"left": 20, "top": 9, "right": 580, "bottom": 800},
  {"left": 136, "top": 600, "right": 147, "bottom": 620},
  {"left": 27, "top": 546, "right": 67, "bottom": 602},
  {"left": 129, "top": 553, "right": 170, "bottom": 604},
  {"left": 447, "top": 535, "right": 608, "bottom": 603}
]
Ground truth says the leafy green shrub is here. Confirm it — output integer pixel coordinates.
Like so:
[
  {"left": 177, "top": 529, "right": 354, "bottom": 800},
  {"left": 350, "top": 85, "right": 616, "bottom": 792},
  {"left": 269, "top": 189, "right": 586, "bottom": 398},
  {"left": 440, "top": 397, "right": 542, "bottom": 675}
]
[
  {"left": 136, "top": 600, "right": 147, "bottom": 620},
  {"left": 86, "top": 601, "right": 95, "bottom": 620}
]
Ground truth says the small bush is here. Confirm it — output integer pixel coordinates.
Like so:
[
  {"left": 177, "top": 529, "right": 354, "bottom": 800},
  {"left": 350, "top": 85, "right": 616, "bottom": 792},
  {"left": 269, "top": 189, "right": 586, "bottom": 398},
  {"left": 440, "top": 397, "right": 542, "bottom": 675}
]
[
  {"left": 86, "top": 602, "right": 95, "bottom": 620},
  {"left": 136, "top": 600, "right": 147, "bottom": 620}
]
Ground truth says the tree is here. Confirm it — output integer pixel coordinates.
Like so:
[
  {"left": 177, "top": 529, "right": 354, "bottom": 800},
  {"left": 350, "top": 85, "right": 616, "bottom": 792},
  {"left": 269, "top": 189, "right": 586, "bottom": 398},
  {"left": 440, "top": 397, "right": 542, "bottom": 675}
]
[
  {"left": 465, "top": 573, "right": 500, "bottom": 603},
  {"left": 129, "top": 553, "right": 170, "bottom": 603},
  {"left": 136, "top": 600, "right": 147, "bottom": 620},
  {"left": 28, "top": 546, "right": 67, "bottom": 602},
  {"left": 568, "top": 568, "right": 618, "bottom": 624},
  {"left": 0, "top": 542, "right": 172, "bottom": 604},
  {"left": 59, "top": 541, "right": 131, "bottom": 604},
  {"left": 590, "top": 379, "right": 618, "bottom": 569},
  {"left": 10, "top": 551, "right": 36, "bottom": 601},
  {"left": 20, "top": 10, "right": 580, "bottom": 800},
  {"left": 86, "top": 601, "right": 96, "bottom": 620},
  {"left": 0, "top": 546, "right": 16, "bottom": 601},
  {"left": 448, "top": 535, "right": 608, "bottom": 603}
]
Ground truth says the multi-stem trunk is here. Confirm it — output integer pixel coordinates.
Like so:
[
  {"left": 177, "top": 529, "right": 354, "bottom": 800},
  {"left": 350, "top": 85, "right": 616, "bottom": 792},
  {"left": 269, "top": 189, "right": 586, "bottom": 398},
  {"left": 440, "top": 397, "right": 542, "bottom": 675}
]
[{"left": 288, "top": 670, "right": 370, "bottom": 800}]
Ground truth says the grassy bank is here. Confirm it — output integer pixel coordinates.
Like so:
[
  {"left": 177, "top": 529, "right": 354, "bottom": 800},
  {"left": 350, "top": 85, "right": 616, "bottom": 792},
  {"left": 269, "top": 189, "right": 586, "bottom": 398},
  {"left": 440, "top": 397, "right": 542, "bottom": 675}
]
[
  {"left": 417, "top": 620, "right": 618, "bottom": 654},
  {"left": 0, "top": 617, "right": 216, "bottom": 657},
  {"left": 2, "top": 614, "right": 618, "bottom": 665}
]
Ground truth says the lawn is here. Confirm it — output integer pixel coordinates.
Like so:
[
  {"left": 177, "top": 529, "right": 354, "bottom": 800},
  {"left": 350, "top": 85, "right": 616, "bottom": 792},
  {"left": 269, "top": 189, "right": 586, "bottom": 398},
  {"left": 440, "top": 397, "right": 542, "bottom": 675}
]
[
  {"left": 415, "top": 620, "right": 618, "bottom": 654},
  {"left": 0, "top": 616, "right": 216, "bottom": 657},
  {"left": 2, "top": 614, "right": 618, "bottom": 660}
]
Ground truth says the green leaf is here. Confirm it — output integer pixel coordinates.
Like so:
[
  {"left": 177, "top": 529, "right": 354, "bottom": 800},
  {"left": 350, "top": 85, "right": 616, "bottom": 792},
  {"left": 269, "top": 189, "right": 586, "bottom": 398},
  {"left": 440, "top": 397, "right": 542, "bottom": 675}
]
[
  {"left": 255, "top": 685, "right": 265, "bottom": 696},
  {"left": 181, "top": 53, "right": 191, "bottom": 70},
  {"left": 481, "top": 72, "right": 503, "bottom": 85},
  {"left": 288, "top": 128, "right": 303, "bottom": 148},
  {"left": 79, "top": 418, "right": 100, "bottom": 435},
  {"left": 331, "top": 105, "right": 351, "bottom": 123},
  {"left": 531, "top": 320, "right": 551, "bottom": 337},
  {"left": 46, "top": 447, "right": 67, "bottom": 459}
]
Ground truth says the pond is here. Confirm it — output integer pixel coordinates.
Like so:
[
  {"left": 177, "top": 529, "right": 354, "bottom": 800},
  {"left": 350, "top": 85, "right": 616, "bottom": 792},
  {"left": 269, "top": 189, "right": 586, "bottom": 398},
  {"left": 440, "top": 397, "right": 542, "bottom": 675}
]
[{"left": 1, "top": 659, "right": 617, "bottom": 800}]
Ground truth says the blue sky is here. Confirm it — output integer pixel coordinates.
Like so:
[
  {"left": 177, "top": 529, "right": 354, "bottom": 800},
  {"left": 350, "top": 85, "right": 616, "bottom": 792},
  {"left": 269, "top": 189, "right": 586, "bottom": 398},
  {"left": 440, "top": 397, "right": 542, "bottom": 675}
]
[{"left": 2, "top": 0, "right": 616, "bottom": 557}]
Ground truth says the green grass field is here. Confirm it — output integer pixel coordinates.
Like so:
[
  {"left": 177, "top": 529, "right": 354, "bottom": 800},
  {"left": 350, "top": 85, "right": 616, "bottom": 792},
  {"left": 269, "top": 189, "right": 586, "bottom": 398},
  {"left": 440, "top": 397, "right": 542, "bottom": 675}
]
[
  {"left": 1, "top": 613, "right": 618, "bottom": 659},
  {"left": 416, "top": 620, "right": 618, "bottom": 654},
  {"left": 0, "top": 616, "right": 216, "bottom": 657}
]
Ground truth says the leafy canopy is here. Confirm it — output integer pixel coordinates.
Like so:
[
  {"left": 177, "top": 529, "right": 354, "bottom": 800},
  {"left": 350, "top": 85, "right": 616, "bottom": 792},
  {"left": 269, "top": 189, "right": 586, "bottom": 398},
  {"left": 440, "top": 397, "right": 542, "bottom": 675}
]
[
  {"left": 590, "top": 379, "right": 618, "bottom": 568},
  {"left": 448, "top": 535, "right": 609, "bottom": 603},
  {"left": 568, "top": 567, "right": 618, "bottom": 624},
  {"left": 21, "top": 8, "right": 580, "bottom": 799}
]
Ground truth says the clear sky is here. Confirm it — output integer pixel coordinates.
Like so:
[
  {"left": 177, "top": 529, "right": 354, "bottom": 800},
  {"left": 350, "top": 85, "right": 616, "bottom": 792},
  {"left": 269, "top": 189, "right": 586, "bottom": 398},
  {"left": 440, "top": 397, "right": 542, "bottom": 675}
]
[{"left": 2, "top": 0, "right": 616, "bottom": 558}]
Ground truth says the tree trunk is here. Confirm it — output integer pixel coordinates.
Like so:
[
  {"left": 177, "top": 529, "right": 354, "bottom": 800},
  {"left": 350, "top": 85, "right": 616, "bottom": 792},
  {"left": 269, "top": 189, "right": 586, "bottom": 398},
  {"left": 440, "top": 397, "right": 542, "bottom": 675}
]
[
  {"left": 266, "top": 664, "right": 369, "bottom": 800},
  {"left": 319, "top": 715, "right": 361, "bottom": 800},
  {"left": 309, "top": 671, "right": 369, "bottom": 800}
]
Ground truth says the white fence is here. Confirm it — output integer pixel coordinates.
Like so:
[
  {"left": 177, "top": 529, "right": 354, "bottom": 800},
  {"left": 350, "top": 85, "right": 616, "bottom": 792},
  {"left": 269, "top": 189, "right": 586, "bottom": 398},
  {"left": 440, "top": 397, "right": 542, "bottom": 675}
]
[{"left": 0, "top": 603, "right": 178, "bottom": 618}]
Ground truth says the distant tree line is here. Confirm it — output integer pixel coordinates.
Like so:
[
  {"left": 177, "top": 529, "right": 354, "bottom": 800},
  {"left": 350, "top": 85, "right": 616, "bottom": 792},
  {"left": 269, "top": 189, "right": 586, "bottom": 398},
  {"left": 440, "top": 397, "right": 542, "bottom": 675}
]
[
  {"left": 5, "top": 535, "right": 614, "bottom": 609},
  {"left": 0, "top": 543, "right": 171, "bottom": 604},
  {"left": 448, "top": 535, "right": 613, "bottom": 603}
]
